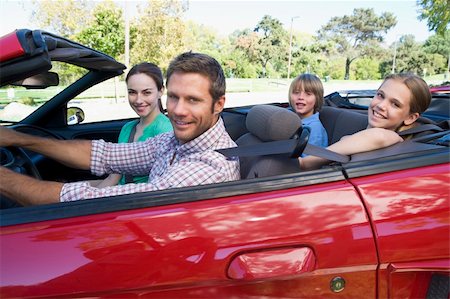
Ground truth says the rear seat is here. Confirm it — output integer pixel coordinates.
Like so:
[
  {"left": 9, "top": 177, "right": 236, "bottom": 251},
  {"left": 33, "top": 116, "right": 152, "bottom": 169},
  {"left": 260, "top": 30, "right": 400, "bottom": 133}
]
[
  {"left": 319, "top": 106, "right": 368, "bottom": 144},
  {"left": 319, "top": 106, "right": 446, "bottom": 144}
]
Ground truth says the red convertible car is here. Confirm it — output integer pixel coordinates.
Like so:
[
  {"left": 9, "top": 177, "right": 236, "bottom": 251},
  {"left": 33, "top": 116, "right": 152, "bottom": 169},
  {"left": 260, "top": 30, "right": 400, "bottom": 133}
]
[{"left": 0, "top": 29, "right": 449, "bottom": 298}]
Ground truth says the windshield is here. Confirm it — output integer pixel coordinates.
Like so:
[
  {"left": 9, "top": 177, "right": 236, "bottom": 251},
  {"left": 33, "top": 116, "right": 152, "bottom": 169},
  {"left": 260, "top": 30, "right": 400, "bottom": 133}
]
[{"left": 0, "top": 62, "right": 88, "bottom": 124}]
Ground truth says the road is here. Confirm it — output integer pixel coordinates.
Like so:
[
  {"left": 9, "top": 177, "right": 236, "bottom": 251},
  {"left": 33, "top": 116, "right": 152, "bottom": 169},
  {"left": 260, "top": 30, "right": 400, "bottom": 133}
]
[{"left": 0, "top": 81, "right": 382, "bottom": 123}]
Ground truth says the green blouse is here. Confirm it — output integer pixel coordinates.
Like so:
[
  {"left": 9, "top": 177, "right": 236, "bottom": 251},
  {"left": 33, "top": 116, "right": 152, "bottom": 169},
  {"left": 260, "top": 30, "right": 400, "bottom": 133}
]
[{"left": 117, "top": 113, "right": 172, "bottom": 185}]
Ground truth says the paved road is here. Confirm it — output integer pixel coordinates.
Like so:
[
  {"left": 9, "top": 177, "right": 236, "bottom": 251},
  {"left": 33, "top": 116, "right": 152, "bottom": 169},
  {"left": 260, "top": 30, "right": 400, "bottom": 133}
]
[
  {"left": 226, "top": 80, "right": 381, "bottom": 107},
  {"left": 0, "top": 81, "right": 382, "bottom": 123}
]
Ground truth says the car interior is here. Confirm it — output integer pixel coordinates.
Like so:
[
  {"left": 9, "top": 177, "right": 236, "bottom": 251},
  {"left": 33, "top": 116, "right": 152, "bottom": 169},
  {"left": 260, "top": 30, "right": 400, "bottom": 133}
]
[
  {"left": 1, "top": 29, "right": 449, "bottom": 213},
  {"left": 220, "top": 101, "right": 449, "bottom": 178}
]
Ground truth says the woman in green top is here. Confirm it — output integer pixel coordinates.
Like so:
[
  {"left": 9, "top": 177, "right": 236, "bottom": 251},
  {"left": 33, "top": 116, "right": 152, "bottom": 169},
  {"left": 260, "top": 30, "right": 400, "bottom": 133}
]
[{"left": 93, "top": 62, "right": 172, "bottom": 188}]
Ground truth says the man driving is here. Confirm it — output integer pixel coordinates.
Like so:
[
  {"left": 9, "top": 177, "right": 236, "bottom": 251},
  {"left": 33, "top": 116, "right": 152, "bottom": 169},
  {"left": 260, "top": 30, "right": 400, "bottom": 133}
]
[{"left": 0, "top": 52, "right": 240, "bottom": 205}]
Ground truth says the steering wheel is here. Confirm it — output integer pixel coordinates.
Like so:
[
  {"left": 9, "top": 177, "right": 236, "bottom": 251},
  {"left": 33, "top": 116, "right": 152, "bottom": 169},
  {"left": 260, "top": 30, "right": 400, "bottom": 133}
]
[
  {"left": 3, "top": 123, "right": 64, "bottom": 179},
  {"left": 0, "top": 146, "right": 42, "bottom": 209},
  {"left": 12, "top": 123, "right": 64, "bottom": 140},
  {"left": 0, "top": 124, "right": 63, "bottom": 209},
  {"left": 1, "top": 146, "right": 42, "bottom": 179}
]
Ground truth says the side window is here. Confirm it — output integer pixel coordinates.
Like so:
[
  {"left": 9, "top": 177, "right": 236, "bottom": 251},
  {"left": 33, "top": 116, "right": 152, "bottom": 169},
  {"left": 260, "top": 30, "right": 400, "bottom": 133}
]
[{"left": 67, "top": 78, "right": 136, "bottom": 125}]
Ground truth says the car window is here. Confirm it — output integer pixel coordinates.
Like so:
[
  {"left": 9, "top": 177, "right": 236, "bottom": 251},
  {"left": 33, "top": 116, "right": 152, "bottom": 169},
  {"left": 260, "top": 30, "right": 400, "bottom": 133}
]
[
  {"left": 67, "top": 78, "right": 137, "bottom": 124},
  {"left": 0, "top": 62, "right": 88, "bottom": 124}
]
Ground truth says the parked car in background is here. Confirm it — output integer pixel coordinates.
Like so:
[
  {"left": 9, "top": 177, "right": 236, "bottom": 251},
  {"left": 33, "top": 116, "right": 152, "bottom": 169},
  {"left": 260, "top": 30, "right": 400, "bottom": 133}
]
[
  {"left": 430, "top": 84, "right": 450, "bottom": 94},
  {"left": 1, "top": 29, "right": 449, "bottom": 298}
]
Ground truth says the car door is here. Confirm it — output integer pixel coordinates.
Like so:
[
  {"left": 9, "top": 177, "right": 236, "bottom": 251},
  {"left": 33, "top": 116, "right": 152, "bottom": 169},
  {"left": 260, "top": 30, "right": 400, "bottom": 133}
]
[
  {"left": 1, "top": 168, "right": 378, "bottom": 298},
  {"left": 348, "top": 163, "right": 450, "bottom": 298}
]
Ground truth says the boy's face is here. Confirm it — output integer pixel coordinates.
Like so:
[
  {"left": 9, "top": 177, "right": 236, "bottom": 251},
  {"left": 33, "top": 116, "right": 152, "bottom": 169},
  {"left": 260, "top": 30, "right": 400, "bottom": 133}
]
[
  {"left": 290, "top": 85, "right": 316, "bottom": 118},
  {"left": 166, "top": 72, "right": 225, "bottom": 144}
]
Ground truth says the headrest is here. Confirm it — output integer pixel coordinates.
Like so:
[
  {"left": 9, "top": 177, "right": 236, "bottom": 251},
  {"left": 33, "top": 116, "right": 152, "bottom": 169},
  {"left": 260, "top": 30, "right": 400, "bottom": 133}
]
[{"left": 246, "top": 105, "right": 302, "bottom": 142}]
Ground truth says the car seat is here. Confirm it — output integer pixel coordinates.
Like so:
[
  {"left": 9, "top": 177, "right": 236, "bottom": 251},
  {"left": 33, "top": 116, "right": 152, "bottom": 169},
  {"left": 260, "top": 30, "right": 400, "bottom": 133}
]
[
  {"left": 319, "top": 106, "right": 446, "bottom": 144},
  {"left": 236, "top": 105, "right": 302, "bottom": 179},
  {"left": 319, "top": 106, "right": 368, "bottom": 144}
]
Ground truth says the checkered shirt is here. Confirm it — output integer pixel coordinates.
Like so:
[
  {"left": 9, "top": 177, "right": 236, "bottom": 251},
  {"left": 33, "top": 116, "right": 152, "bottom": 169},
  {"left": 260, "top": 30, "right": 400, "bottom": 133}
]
[{"left": 60, "top": 118, "right": 240, "bottom": 202}]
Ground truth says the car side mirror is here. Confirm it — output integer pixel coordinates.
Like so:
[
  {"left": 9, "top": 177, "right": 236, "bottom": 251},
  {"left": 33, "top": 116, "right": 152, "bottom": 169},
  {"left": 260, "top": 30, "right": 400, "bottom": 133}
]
[
  {"left": 67, "top": 107, "right": 85, "bottom": 125},
  {"left": 12, "top": 72, "right": 59, "bottom": 89}
]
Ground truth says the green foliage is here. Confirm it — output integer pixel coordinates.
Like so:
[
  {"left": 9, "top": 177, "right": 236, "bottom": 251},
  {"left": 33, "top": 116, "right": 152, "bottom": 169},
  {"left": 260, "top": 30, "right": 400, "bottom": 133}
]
[
  {"left": 130, "top": 0, "right": 187, "bottom": 71},
  {"left": 29, "top": 1, "right": 448, "bottom": 81},
  {"left": 244, "top": 15, "right": 289, "bottom": 78},
  {"left": 31, "top": 0, "right": 93, "bottom": 38},
  {"left": 384, "top": 34, "right": 446, "bottom": 76},
  {"left": 18, "top": 97, "right": 36, "bottom": 106},
  {"left": 417, "top": 0, "right": 450, "bottom": 36},
  {"left": 75, "top": 1, "right": 125, "bottom": 59},
  {"left": 318, "top": 8, "right": 397, "bottom": 79},
  {"left": 326, "top": 57, "right": 347, "bottom": 79},
  {"left": 253, "top": 15, "right": 289, "bottom": 77},
  {"left": 354, "top": 58, "right": 381, "bottom": 80},
  {"left": 423, "top": 32, "right": 450, "bottom": 56},
  {"left": 223, "top": 48, "right": 259, "bottom": 78},
  {"left": 423, "top": 32, "right": 450, "bottom": 69}
]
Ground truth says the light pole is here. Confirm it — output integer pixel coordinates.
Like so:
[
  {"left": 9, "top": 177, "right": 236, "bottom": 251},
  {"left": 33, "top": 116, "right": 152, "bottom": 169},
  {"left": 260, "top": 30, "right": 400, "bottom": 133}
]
[
  {"left": 287, "top": 16, "right": 299, "bottom": 79},
  {"left": 391, "top": 35, "right": 401, "bottom": 74},
  {"left": 124, "top": 1, "right": 130, "bottom": 70}
]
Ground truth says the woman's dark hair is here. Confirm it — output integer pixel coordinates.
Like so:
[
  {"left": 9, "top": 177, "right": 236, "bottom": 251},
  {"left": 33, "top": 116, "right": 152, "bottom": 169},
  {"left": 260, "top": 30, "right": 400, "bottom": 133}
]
[{"left": 126, "top": 62, "right": 164, "bottom": 112}]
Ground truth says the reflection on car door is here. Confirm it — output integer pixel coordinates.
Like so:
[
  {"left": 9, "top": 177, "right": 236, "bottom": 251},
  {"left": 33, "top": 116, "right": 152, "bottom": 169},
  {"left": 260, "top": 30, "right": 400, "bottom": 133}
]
[
  {"left": 349, "top": 164, "right": 449, "bottom": 298},
  {"left": 1, "top": 179, "right": 378, "bottom": 297}
]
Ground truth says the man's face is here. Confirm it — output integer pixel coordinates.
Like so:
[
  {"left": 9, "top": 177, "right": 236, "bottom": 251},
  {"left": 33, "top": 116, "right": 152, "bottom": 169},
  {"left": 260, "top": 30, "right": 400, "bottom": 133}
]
[{"left": 166, "top": 72, "right": 225, "bottom": 144}]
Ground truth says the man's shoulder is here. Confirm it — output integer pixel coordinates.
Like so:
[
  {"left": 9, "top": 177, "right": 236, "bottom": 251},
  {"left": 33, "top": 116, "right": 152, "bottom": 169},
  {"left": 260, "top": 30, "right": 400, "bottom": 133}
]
[{"left": 143, "top": 130, "right": 175, "bottom": 147}]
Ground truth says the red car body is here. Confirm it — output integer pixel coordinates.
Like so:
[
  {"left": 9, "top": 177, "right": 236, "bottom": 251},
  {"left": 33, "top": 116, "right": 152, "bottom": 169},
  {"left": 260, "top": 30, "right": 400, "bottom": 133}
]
[
  {"left": 430, "top": 85, "right": 450, "bottom": 94},
  {"left": 1, "top": 164, "right": 449, "bottom": 298},
  {"left": 1, "top": 29, "right": 449, "bottom": 298}
]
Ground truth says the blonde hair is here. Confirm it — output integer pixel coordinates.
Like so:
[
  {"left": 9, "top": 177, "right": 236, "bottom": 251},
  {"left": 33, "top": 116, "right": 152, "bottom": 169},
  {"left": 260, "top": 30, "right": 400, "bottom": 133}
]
[{"left": 288, "top": 73, "right": 324, "bottom": 113}]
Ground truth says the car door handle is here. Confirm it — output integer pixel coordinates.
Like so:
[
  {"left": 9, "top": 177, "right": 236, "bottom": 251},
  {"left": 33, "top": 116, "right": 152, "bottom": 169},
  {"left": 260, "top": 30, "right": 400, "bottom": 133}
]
[{"left": 227, "top": 247, "right": 316, "bottom": 280}]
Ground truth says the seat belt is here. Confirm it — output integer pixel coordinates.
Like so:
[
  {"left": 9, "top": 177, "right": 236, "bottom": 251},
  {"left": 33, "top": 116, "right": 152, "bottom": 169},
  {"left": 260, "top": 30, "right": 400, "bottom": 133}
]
[
  {"left": 398, "top": 124, "right": 443, "bottom": 137},
  {"left": 124, "top": 123, "right": 138, "bottom": 184},
  {"left": 217, "top": 128, "right": 350, "bottom": 163},
  {"left": 218, "top": 122, "right": 447, "bottom": 164}
]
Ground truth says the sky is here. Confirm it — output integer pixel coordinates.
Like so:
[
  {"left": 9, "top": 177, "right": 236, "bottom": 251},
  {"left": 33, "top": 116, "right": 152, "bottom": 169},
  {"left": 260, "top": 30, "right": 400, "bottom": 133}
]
[{"left": 0, "top": 0, "right": 433, "bottom": 46}]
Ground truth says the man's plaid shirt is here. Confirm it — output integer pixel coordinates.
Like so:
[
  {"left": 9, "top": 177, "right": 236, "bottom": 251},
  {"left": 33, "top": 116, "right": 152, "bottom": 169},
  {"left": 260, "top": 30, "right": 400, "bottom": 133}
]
[{"left": 60, "top": 118, "right": 240, "bottom": 202}]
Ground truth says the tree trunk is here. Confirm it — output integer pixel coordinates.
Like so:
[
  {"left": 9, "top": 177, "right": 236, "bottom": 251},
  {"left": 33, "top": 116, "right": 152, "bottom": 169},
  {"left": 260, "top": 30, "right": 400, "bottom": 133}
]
[{"left": 344, "top": 57, "right": 351, "bottom": 80}]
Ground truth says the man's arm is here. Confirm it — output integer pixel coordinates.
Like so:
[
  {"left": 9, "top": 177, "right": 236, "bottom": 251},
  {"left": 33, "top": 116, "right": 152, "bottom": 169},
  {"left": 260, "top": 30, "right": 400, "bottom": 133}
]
[
  {"left": 299, "top": 128, "right": 403, "bottom": 170},
  {"left": 0, "top": 167, "right": 62, "bottom": 205},
  {"left": 0, "top": 127, "right": 92, "bottom": 170},
  {"left": 88, "top": 174, "right": 122, "bottom": 188}
]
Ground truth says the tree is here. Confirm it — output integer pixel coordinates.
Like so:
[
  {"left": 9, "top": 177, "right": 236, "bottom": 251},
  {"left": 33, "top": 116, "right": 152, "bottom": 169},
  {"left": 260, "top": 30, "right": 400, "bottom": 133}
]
[
  {"left": 75, "top": 1, "right": 125, "bottom": 60},
  {"left": 423, "top": 32, "right": 450, "bottom": 57},
  {"left": 253, "top": 15, "right": 289, "bottom": 78},
  {"left": 130, "top": 0, "right": 187, "bottom": 71},
  {"left": 318, "top": 8, "right": 397, "bottom": 80},
  {"left": 227, "top": 29, "right": 261, "bottom": 78},
  {"left": 423, "top": 32, "right": 450, "bottom": 72},
  {"left": 386, "top": 34, "right": 444, "bottom": 75},
  {"left": 417, "top": 0, "right": 450, "bottom": 36},
  {"left": 31, "top": 0, "right": 92, "bottom": 38},
  {"left": 354, "top": 58, "right": 381, "bottom": 80}
]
